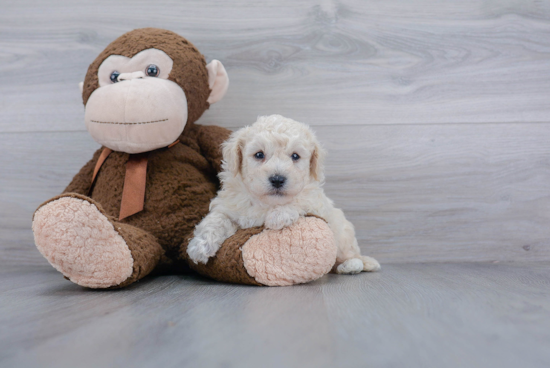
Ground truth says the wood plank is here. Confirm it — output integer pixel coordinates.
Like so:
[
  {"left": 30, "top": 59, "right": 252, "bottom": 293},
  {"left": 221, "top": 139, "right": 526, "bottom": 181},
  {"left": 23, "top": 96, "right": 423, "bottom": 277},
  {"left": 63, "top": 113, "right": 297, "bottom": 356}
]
[
  {"left": 2, "top": 123, "right": 549, "bottom": 265},
  {"left": 1, "top": 263, "right": 549, "bottom": 367},
  {"left": 322, "top": 123, "right": 550, "bottom": 263},
  {"left": 2, "top": 0, "right": 550, "bottom": 132}
]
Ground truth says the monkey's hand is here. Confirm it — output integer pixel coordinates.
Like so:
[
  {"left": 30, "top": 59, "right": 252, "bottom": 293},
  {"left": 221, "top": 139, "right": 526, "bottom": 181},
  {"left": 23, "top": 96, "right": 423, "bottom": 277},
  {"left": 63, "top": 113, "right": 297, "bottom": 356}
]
[
  {"left": 187, "top": 211, "right": 237, "bottom": 264},
  {"left": 265, "top": 206, "right": 301, "bottom": 230}
]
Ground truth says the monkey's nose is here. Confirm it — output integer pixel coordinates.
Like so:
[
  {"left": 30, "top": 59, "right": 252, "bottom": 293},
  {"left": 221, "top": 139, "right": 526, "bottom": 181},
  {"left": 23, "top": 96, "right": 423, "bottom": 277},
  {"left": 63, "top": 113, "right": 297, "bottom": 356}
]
[
  {"left": 117, "top": 71, "right": 146, "bottom": 82},
  {"left": 269, "top": 175, "right": 286, "bottom": 189}
]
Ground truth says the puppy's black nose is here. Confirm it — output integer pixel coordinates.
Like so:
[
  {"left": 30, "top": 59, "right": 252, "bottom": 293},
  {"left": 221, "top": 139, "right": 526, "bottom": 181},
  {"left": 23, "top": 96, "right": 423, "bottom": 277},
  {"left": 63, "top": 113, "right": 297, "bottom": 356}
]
[{"left": 269, "top": 175, "right": 286, "bottom": 189}]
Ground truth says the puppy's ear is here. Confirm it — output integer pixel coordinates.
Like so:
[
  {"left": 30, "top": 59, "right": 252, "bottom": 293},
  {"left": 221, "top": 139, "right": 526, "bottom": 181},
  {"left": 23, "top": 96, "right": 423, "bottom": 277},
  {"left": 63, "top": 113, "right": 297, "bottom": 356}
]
[
  {"left": 310, "top": 139, "right": 326, "bottom": 182},
  {"left": 222, "top": 130, "right": 244, "bottom": 176}
]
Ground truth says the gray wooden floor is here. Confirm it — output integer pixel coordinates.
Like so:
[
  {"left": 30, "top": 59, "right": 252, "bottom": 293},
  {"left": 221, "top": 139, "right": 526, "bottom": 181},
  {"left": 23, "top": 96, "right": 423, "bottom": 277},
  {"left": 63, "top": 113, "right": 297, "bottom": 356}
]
[
  {"left": 2, "top": 1, "right": 550, "bottom": 367},
  {"left": 1, "top": 262, "right": 549, "bottom": 368}
]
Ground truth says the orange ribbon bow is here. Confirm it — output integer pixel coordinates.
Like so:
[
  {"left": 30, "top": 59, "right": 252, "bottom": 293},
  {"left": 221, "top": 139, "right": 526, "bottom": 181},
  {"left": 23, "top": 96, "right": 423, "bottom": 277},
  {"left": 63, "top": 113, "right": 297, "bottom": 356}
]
[{"left": 90, "top": 140, "right": 179, "bottom": 220}]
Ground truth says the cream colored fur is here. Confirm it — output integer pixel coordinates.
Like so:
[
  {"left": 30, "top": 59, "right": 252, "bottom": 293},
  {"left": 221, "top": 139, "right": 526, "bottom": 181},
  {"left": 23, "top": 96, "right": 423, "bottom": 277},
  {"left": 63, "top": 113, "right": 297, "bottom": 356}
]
[{"left": 187, "top": 114, "right": 381, "bottom": 274}]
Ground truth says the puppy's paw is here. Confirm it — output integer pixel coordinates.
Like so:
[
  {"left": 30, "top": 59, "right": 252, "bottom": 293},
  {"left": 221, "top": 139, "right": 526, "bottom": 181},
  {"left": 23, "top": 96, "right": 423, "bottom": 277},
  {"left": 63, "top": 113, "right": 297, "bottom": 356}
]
[
  {"left": 187, "top": 236, "right": 221, "bottom": 265},
  {"left": 360, "top": 255, "right": 381, "bottom": 272},
  {"left": 336, "top": 258, "right": 364, "bottom": 275},
  {"left": 265, "top": 207, "right": 300, "bottom": 230}
]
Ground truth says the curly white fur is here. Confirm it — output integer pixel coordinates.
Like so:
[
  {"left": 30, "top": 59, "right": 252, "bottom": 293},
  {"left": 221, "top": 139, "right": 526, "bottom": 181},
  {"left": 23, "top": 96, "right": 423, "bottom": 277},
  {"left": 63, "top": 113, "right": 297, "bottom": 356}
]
[{"left": 187, "top": 115, "right": 380, "bottom": 274}]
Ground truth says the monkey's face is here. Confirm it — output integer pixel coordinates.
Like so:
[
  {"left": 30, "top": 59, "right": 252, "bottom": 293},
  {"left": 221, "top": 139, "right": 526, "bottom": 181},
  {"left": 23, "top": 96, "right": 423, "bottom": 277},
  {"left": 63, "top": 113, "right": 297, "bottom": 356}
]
[
  {"left": 80, "top": 29, "right": 229, "bottom": 154},
  {"left": 84, "top": 48, "right": 187, "bottom": 154}
]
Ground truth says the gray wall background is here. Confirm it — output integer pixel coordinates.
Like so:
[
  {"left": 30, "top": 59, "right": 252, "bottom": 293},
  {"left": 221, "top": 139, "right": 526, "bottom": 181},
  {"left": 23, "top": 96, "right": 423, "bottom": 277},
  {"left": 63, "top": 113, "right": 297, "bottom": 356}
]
[{"left": 1, "top": 0, "right": 550, "bottom": 265}]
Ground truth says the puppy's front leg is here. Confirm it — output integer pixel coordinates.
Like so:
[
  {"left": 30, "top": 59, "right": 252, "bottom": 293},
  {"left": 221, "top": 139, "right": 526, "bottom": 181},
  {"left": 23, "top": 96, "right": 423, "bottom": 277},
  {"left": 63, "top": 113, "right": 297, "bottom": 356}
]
[
  {"left": 265, "top": 206, "right": 301, "bottom": 230},
  {"left": 187, "top": 211, "right": 237, "bottom": 264}
]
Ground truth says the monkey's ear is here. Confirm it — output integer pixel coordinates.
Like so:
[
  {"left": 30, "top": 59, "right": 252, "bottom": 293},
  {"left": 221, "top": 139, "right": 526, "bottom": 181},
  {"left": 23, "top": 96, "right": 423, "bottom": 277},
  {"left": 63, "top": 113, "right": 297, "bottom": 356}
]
[
  {"left": 79, "top": 82, "right": 84, "bottom": 94},
  {"left": 206, "top": 60, "right": 229, "bottom": 104}
]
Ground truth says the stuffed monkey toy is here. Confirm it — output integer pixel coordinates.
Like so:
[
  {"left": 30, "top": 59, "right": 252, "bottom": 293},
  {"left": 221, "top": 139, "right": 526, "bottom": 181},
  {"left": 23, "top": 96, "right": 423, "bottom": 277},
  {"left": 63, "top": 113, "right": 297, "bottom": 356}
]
[{"left": 32, "top": 28, "right": 337, "bottom": 288}]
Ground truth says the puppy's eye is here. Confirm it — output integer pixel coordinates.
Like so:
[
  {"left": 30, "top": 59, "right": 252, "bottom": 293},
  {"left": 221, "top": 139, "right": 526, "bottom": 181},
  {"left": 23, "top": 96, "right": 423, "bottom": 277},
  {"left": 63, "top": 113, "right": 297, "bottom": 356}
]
[
  {"left": 254, "top": 152, "right": 265, "bottom": 160},
  {"left": 110, "top": 71, "right": 120, "bottom": 83},
  {"left": 291, "top": 153, "right": 300, "bottom": 161}
]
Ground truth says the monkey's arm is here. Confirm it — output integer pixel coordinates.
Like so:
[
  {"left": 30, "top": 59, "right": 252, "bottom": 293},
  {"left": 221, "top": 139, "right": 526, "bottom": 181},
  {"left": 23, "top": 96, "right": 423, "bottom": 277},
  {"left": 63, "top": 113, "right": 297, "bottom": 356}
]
[
  {"left": 196, "top": 125, "right": 231, "bottom": 173},
  {"left": 62, "top": 147, "right": 103, "bottom": 195}
]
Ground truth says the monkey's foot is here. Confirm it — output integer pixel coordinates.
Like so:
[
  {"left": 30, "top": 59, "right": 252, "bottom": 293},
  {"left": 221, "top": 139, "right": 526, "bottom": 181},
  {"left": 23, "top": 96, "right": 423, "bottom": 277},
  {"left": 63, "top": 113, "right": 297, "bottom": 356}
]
[
  {"left": 33, "top": 194, "right": 134, "bottom": 288},
  {"left": 242, "top": 216, "right": 337, "bottom": 286},
  {"left": 184, "top": 216, "right": 337, "bottom": 286}
]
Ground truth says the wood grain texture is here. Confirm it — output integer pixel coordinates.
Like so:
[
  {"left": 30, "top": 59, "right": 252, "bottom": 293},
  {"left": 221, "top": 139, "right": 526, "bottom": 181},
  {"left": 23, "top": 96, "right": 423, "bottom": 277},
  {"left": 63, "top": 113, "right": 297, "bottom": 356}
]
[
  {"left": 2, "top": 0, "right": 550, "bottom": 132},
  {"left": 2, "top": 124, "right": 549, "bottom": 266},
  {"left": 1, "top": 262, "right": 549, "bottom": 368}
]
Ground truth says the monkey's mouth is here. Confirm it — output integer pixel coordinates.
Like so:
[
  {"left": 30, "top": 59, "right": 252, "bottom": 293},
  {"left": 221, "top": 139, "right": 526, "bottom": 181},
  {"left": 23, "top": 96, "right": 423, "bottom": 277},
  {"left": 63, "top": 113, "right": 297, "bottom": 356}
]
[{"left": 90, "top": 118, "right": 169, "bottom": 125}]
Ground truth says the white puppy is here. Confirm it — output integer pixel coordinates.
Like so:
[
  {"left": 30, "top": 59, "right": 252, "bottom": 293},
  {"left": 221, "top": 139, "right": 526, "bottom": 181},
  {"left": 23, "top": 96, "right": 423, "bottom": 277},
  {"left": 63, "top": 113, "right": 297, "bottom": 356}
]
[{"left": 187, "top": 115, "right": 380, "bottom": 274}]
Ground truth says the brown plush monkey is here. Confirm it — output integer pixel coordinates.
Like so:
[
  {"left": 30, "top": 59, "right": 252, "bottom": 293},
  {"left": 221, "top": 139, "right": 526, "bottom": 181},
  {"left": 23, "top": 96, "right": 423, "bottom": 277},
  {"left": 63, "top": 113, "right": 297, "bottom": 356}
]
[{"left": 32, "top": 28, "right": 336, "bottom": 288}]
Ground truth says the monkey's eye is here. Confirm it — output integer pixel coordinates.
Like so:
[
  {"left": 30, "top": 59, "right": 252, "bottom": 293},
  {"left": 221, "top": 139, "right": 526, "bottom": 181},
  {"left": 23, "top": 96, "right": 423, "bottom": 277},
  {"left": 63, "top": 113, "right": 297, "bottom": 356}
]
[
  {"left": 254, "top": 152, "right": 265, "bottom": 160},
  {"left": 291, "top": 153, "right": 300, "bottom": 161},
  {"left": 146, "top": 64, "right": 160, "bottom": 77},
  {"left": 110, "top": 71, "right": 120, "bottom": 83}
]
